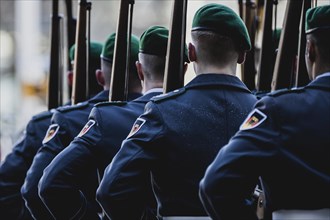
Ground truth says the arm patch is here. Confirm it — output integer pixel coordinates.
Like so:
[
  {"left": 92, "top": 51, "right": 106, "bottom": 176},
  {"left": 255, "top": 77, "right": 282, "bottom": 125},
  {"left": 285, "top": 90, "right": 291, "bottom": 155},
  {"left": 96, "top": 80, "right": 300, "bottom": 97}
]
[{"left": 240, "top": 109, "right": 267, "bottom": 130}]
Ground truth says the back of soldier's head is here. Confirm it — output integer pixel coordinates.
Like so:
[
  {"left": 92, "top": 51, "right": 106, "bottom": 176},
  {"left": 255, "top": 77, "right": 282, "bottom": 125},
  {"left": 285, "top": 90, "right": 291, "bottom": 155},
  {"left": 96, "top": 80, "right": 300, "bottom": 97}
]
[
  {"left": 100, "top": 33, "right": 140, "bottom": 87},
  {"left": 191, "top": 3, "right": 251, "bottom": 66},
  {"left": 138, "top": 26, "right": 189, "bottom": 81},
  {"left": 305, "top": 5, "right": 330, "bottom": 64},
  {"left": 138, "top": 26, "right": 168, "bottom": 81},
  {"left": 69, "top": 42, "right": 103, "bottom": 95}
]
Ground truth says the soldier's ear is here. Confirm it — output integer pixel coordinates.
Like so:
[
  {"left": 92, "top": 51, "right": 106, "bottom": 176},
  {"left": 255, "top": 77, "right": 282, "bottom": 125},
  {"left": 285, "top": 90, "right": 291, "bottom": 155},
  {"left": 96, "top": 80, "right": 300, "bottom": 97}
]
[
  {"left": 95, "top": 69, "right": 105, "bottom": 86},
  {"left": 305, "top": 39, "right": 316, "bottom": 62},
  {"left": 67, "top": 71, "right": 73, "bottom": 87},
  {"left": 237, "top": 51, "right": 246, "bottom": 64},
  {"left": 183, "top": 63, "right": 188, "bottom": 75},
  {"left": 136, "top": 61, "right": 144, "bottom": 81},
  {"left": 188, "top": 43, "right": 197, "bottom": 62}
]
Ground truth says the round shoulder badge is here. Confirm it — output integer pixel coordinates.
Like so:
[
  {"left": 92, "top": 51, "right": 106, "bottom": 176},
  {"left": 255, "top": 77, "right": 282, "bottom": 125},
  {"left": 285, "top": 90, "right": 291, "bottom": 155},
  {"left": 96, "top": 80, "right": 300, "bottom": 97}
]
[
  {"left": 42, "top": 124, "right": 60, "bottom": 144},
  {"left": 78, "top": 119, "right": 96, "bottom": 137},
  {"left": 127, "top": 118, "right": 146, "bottom": 139},
  {"left": 240, "top": 109, "right": 267, "bottom": 130}
]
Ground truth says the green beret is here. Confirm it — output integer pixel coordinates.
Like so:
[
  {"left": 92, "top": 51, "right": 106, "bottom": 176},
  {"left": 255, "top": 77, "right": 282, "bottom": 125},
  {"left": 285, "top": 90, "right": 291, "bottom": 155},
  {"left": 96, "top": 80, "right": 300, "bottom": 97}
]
[
  {"left": 69, "top": 41, "right": 103, "bottom": 62},
  {"left": 101, "top": 33, "right": 139, "bottom": 65},
  {"left": 192, "top": 3, "right": 251, "bottom": 51},
  {"left": 139, "top": 25, "right": 189, "bottom": 63},
  {"left": 305, "top": 5, "right": 330, "bottom": 34}
]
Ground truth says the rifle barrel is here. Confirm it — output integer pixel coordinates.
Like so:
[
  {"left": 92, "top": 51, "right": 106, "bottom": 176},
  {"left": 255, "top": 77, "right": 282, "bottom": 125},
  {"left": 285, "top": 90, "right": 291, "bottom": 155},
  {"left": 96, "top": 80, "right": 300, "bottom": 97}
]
[
  {"left": 109, "top": 0, "right": 132, "bottom": 101},
  {"left": 271, "top": 0, "right": 303, "bottom": 91},
  {"left": 241, "top": 0, "right": 257, "bottom": 91},
  {"left": 71, "top": 0, "right": 88, "bottom": 104},
  {"left": 64, "top": 0, "right": 77, "bottom": 71},
  {"left": 256, "top": 0, "right": 274, "bottom": 91},
  {"left": 48, "top": 0, "right": 62, "bottom": 109},
  {"left": 163, "top": 0, "right": 188, "bottom": 93},
  {"left": 295, "top": 0, "right": 311, "bottom": 87}
]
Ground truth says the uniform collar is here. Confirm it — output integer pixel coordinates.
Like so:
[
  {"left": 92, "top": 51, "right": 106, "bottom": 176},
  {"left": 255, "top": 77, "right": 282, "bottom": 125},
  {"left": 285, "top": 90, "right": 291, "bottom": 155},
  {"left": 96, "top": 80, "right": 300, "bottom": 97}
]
[
  {"left": 89, "top": 90, "right": 109, "bottom": 103},
  {"left": 308, "top": 73, "right": 330, "bottom": 91},
  {"left": 128, "top": 92, "right": 142, "bottom": 101},
  {"left": 315, "top": 72, "right": 330, "bottom": 80},
  {"left": 143, "top": 88, "right": 163, "bottom": 95},
  {"left": 135, "top": 90, "right": 163, "bottom": 102},
  {"left": 185, "top": 73, "right": 251, "bottom": 93}
]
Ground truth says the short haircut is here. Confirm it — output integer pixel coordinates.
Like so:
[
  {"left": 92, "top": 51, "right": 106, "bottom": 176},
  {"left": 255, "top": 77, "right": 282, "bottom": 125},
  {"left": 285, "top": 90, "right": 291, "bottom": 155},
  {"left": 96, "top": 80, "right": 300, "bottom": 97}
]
[
  {"left": 309, "top": 29, "right": 330, "bottom": 64},
  {"left": 101, "top": 59, "right": 112, "bottom": 88},
  {"left": 191, "top": 31, "right": 240, "bottom": 67},
  {"left": 138, "top": 53, "right": 166, "bottom": 82},
  {"left": 101, "top": 58, "right": 140, "bottom": 89}
]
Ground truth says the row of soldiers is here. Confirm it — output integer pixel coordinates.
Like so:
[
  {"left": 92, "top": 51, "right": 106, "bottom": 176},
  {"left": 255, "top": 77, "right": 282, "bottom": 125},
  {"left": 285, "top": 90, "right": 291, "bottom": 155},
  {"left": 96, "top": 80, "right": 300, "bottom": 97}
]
[{"left": 0, "top": 3, "right": 329, "bottom": 220}]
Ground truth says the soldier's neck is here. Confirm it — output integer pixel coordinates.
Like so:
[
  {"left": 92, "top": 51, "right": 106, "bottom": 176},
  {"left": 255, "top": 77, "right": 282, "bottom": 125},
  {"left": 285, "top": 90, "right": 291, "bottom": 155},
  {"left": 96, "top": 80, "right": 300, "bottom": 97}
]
[{"left": 194, "top": 63, "right": 236, "bottom": 76}]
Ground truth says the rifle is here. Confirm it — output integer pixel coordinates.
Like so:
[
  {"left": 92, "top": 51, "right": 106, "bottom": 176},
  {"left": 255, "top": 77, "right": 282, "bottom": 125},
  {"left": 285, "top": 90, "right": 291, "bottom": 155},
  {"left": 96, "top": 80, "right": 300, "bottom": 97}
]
[
  {"left": 109, "top": 0, "right": 135, "bottom": 101},
  {"left": 239, "top": 0, "right": 244, "bottom": 18},
  {"left": 48, "top": 0, "right": 63, "bottom": 110},
  {"left": 271, "top": 0, "right": 303, "bottom": 91},
  {"left": 163, "top": 0, "right": 188, "bottom": 93},
  {"left": 294, "top": 0, "right": 311, "bottom": 87},
  {"left": 71, "top": 0, "right": 91, "bottom": 104},
  {"left": 64, "top": 0, "right": 77, "bottom": 71},
  {"left": 241, "top": 0, "right": 257, "bottom": 91},
  {"left": 256, "top": 0, "right": 274, "bottom": 92}
]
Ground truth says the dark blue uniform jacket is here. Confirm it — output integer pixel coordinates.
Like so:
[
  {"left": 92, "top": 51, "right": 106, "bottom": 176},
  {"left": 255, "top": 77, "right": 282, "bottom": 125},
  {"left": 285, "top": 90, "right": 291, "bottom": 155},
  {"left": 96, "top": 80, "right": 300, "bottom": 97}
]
[
  {"left": 21, "top": 90, "right": 113, "bottom": 219},
  {"left": 0, "top": 111, "right": 52, "bottom": 220},
  {"left": 37, "top": 91, "right": 161, "bottom": 220},
  {"left": 96, "top": 74, "right": 257, "bottom": 218},
  {"left": 199, "top": 74, "right": 330, "bottom": 220}
]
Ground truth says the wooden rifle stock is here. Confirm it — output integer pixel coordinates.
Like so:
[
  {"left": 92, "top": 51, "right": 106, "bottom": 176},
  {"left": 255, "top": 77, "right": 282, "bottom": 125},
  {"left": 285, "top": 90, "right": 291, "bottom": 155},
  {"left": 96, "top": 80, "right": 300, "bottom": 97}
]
[
  {"left": 64, "top": 0, "right": 77, "bottom": 71},
  {"left": 295, "top": 0, "right": 311, "bottom": 87},
  {"left": 256, "top": 0, "right": 274, "bottom": 91},
  {"left": 109, "top": 0, "right": 134, "bottom": 101},
  {"left": 163, "top": 0, "right": 188, "bottom": 93},
  {"left": 71, "top": 0, "right": 90, "bottom": 104},
  {"left": 242, "top": 0, "right": 257, "bottom": 91},
  {"left": 48, "top": 0, "right": 63, "bottom": 110},
  {"left": 271, "top": 0, "right": 303, "bottom": 91}
]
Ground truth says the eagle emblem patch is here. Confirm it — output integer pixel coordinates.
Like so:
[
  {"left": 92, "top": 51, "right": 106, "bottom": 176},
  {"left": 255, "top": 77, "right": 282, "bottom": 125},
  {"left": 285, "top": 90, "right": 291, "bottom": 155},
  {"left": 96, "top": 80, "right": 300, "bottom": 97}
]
[
  {"left": 240, "top": 109, "right": 267, "bottom": 130},
  {"left": 127, "top": 118, "right": 146, "bottom": 138},
  {"left": 42, "top": 124, "right": 59, "bottom": 144},
  {"left": 78, "top": 120, "right": 95, "bottom": 137}
]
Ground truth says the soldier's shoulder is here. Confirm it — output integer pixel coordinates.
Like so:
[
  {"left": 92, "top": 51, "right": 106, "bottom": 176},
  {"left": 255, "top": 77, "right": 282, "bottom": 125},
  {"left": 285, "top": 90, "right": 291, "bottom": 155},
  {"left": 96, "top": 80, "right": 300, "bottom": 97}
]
[
  {"left": 94, "top": 101, "right": 127, "bottom": 108},
  {"left": 31, "top": 110, "right": 53, "bottom": 121},
  {"left": 151, "top": 88, "right": 186, "bottom": 103},
  {"left": 267, "top": 87, "right": 304, "bottom": 97},
  {"left": 56, "top": 101, "right": 89, "bottom": 113}
]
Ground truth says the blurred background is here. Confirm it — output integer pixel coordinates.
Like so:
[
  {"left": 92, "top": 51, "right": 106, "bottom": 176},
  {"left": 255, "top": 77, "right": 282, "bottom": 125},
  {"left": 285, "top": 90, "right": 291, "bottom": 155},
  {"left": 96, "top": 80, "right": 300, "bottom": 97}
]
[{"left": 0, "top": 0, "right": 328, "bottom": 161}]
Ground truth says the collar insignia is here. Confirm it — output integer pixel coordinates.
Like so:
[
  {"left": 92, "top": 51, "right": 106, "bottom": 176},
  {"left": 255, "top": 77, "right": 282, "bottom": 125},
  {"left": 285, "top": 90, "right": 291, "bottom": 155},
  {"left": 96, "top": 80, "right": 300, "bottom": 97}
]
[
  {"left": 240, "top": 109, "right": 267, "bottom": 130},
  {"left": 42, "top": 124, "right": 59, "bottom": 144}
]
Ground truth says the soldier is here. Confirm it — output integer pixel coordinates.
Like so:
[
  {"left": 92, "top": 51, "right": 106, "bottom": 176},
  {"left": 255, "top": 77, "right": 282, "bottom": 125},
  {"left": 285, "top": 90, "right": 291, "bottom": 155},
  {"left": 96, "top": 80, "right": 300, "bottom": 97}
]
[
  {"left": 96, "top": 4, "right": 257, "bottom": 219},
  {"left": 20, "top": 34, "right": 141, "bottom": 219},
  {"left": 199, "top": 5, "right": 330, "bottom": 220},
  {"left": 0, "top": 42, "right": 103, "bottom": 220},
  {"left": 38, "top": 26, "right": 182, "bottom": 220}
]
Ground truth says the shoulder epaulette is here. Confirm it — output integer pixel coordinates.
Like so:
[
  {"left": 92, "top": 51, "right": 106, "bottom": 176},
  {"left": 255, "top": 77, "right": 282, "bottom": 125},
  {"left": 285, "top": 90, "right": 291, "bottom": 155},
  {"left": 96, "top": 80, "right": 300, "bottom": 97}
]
[
  {"left": 95, "top": 101, "right": 127, "bottom": 107},
  {"left": 31, "top": 110, "right": 53, "bottom": 121},
  {"left": 56, "top": 101, "right": 89, "bottom": 113},
  {"left": 151, "top": 88, "right": 186, "bottom": 103},
  {"left": 267, "top": 87, "right": 304, "bottom": 97}
]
